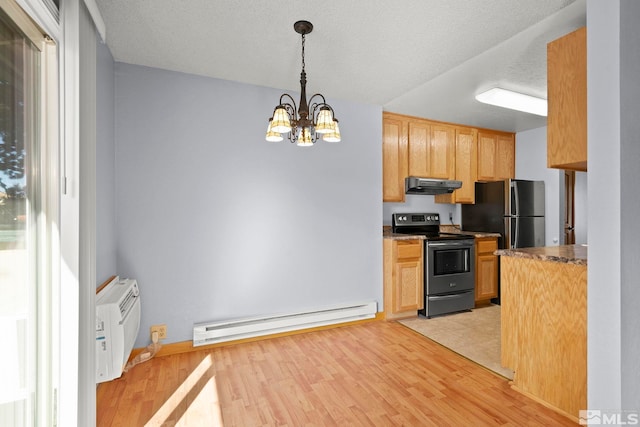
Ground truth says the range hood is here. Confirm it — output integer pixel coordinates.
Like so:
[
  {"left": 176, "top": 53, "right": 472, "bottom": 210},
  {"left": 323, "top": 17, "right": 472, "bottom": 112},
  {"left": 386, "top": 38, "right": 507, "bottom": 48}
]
[{"left": 405, "top": 176, "right": 462, "bottom": 195}]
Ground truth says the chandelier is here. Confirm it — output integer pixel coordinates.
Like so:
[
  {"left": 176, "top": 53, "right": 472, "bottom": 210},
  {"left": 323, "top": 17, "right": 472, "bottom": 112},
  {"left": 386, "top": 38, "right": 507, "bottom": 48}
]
[{"left": 265, "top": 20, "right": 341, "bottom": 147}]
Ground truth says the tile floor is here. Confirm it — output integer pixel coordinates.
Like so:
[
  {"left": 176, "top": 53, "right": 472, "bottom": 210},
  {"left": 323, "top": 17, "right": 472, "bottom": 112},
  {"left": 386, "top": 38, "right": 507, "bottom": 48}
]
[{"left": 399, "top": 304, "right": 514, "bottom": 379}]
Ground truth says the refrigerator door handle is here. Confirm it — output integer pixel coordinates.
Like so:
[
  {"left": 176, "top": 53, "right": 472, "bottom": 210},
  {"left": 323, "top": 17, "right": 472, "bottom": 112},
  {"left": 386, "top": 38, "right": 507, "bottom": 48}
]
[
  {"left": 504, "top": 217, "right": 512, "bottom": 249},
  {"left": 504, "top": 180, "right": 512, "bottom": 216},
  {"left": 512, "top": 180, "right": 520, "bottom": 217},
  {"left": 513, "top": 217, "right": 519, "bottom": 248}
]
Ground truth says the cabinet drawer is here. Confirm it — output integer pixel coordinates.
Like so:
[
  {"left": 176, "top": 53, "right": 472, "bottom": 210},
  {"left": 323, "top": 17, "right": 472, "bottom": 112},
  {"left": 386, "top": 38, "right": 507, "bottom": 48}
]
[
  {"left": 396, "top": 241, "right": 422, "bottom": 260},
  {"left": 476, "top": 238, "right": 498, "bottom": 254}
]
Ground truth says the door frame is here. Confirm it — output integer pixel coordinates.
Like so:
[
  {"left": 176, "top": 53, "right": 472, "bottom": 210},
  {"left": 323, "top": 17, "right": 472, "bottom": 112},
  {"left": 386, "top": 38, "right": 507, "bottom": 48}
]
[{"left": 564, "top": 170, "right": 576, "bottom": 244}]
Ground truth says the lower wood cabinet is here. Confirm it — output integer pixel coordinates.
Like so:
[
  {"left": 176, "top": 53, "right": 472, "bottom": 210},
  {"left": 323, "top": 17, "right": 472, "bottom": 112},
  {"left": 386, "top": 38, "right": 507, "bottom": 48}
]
[
  {"left": 501, "top": 255, "right": 587, "bottom": 418},
  {"left": 475, "top": 237, "right": 498, "bottom": 304},
  {"left": 383, "top": 239, "right": 424, "bottom": 319}
]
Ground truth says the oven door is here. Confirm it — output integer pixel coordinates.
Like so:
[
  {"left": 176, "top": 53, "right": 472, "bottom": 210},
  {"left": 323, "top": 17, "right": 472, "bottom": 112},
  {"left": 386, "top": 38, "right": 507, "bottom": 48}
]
[{"left": 425, "top": 239, "right": 475, "bottom": 295}]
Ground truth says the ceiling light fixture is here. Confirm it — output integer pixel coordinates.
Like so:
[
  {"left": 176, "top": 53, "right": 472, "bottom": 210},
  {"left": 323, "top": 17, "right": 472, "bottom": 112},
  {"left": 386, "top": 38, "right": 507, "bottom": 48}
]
[
  {"left": 475, "top": 87, "right": 548, "bottom": 117},
  {"left": 266, "top": 20, "right": 341, "bottom": 146}
]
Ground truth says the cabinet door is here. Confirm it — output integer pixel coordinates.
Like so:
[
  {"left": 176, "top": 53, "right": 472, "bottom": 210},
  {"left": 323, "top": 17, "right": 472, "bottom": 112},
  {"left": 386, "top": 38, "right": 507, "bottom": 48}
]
[
  {"left": 382, "top": 114, "right": 408, "bottom": 202},
  {"left": 408, "top": 120, "right": 430, "bottom": 177},
  {"left": 476, "top": 254, "right": 498, "bottom": 302},
  {"left": 435, "top": 126, "right": 477, "bottom": 204},
  {"left": 477, "top": 132, "right": 497, "bottom": 181},
  {"left": 453, "top": 127, "right": 477, "bottom": 203},
  {"left": 409, "top": 120, "right": 454, "bottom": 180},
  {"left": 547, "top": 27, "right": 587, "bottom": 171},
  {"left": 429, "top": 124, "right": 455, "bottom": 179},
  {"left": 477, "top": 131, "right": 515, "bottom": 181},
  {"left": 394, "top": 259, "right": 424, "bottom": 312},
  {"left": 383, "top": 239, "right": 424, "bottom": 319},
  {"left": 475, "top": 238, "right": 498, "bottom": 303},
  {"left": 495, "top": 134, "right": 515, "bottom": 180}
]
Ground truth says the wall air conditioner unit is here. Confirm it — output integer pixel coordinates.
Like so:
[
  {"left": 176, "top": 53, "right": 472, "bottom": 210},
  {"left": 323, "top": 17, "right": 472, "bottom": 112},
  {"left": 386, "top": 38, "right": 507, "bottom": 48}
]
[{"left": 96, "top": 277, "right": 141, "bottom": 383}]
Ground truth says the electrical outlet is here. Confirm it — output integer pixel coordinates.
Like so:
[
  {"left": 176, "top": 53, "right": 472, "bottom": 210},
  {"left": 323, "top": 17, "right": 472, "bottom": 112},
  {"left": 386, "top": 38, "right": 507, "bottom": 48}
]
[
  {"left": 150, "top": 324, "right": 167, "bottom": 341},
  {"left": 449, "top": 212, "right": 453, "bottom": 222}
]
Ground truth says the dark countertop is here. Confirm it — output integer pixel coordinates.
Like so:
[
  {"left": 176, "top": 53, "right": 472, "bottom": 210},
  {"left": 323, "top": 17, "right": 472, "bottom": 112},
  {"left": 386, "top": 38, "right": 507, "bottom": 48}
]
[
  {"left": 496, "top": 244, "right": 588, "bottom": 266},
  {"left": 382, "top": 225, "right": 501, "bottom": 240},
  {"left": 383, "top": 226, "right": 426, "bottom": 240},
  {"left": 439, "top": 225, "right": 502, "bottom": 239}
]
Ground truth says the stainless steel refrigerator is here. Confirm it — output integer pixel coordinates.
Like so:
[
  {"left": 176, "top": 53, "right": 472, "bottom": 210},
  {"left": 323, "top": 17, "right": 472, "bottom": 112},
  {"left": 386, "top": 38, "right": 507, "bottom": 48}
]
[{"left": 461, "top": 179, "right": 545, "bottom": 249}]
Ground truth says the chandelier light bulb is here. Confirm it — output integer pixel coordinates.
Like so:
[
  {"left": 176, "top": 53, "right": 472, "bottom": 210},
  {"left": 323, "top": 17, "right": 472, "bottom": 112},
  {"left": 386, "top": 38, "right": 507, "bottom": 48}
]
[
  {"left": 315, "top": 107, "right": 334, "bottom": 134},
  {"left": 322, "top": 120, "right": 341, "bottom": 142},
  {"left": 265, "top": 119, "right": 284, "bottom": 142},
  {"left": 270, "top": 107, "right": 292, "bottom": 133},
  {"left": 296, "top": 127, "right": 313, "bottom": 147}
]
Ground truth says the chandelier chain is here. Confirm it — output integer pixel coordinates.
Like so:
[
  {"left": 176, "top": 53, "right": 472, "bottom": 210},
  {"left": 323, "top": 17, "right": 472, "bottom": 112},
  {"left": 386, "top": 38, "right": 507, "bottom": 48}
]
[{"left": 301, "top": 33, "right": 306, "bottom": 72}]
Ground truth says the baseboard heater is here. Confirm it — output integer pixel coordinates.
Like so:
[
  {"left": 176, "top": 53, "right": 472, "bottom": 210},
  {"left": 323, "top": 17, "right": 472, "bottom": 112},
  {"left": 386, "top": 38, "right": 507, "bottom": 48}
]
[{"left": 193, "top": 301, "right": 377, "bottom": 347}]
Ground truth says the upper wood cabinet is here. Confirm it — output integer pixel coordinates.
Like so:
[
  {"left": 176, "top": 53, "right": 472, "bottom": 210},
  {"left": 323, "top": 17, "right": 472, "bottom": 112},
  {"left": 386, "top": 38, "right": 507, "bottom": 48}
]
[
  {"left": 382, "top": 113, "right": 408, "bottom": 202},
  {"left": 435, "top": 127, "right": 478, "bottom": 204},
  {"left": 547, "top": 27, "right": 587, "bottom": 171},
  {"left": 408, "top": 120, "right": 455, "bottom": 180},
  {"left": 477, "top": 130, "right": 515, "bottom": 181},
  {"left": 382, "top": 112, "right": 515, "bottom": 203}
]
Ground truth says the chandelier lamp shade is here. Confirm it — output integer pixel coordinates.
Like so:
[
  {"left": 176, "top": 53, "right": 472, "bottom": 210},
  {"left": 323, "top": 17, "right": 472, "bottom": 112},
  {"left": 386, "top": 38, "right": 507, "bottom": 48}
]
[{"left": 265, "top": 20, "right": 341, "bottom": 146}]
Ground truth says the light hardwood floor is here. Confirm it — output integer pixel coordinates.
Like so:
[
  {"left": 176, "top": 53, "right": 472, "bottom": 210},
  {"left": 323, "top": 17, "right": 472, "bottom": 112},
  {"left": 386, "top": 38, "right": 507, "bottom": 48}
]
[{"left": 97, "top": 321, "right": 578, "bottom": 426}]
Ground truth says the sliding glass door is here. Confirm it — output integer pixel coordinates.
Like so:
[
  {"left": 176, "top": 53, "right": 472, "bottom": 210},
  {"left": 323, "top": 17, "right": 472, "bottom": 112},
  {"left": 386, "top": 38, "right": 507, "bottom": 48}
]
[{"left": 0, "top": 3, "right": 56, "bottom": 426}]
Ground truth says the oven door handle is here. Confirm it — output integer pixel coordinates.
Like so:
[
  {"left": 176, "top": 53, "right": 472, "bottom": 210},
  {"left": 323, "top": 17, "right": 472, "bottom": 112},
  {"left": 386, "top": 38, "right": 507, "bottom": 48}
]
[
  {"left": 429, "top": 292, "right": 471, "bottom": 301},
  {"left": 427, "top": 241, "right": 473, "bottom": 247}
]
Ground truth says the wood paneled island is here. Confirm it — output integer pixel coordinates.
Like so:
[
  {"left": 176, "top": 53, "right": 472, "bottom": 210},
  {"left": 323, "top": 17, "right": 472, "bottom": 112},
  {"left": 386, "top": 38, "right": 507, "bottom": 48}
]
[{"left": 497, "top": 245, "right": 587, "bottom": 422}]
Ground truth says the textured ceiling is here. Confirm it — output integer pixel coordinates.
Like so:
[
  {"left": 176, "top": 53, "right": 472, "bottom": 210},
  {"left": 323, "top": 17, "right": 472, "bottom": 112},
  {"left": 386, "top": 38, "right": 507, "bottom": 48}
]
[{"left": 94, "top": 0, "right": 586, "bottom": 133}]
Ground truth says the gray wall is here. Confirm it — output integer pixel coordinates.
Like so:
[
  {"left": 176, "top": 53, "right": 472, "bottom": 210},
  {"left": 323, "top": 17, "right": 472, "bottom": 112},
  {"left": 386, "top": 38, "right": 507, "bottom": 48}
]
[
  {"left": 574, "top": 172, "right": 587, "bottom": 245},
  {"left": 588, "top": 0, "right": 640, "bottom": 411},
  {"left": 78, "top": 3, "right": 97, "bottom": 424},
  {"left": 619, "top": 0, "right": 640, "bottom": 410},
  {"left": 113, "top": 63, "right": 383, "bottom": 347},
  {"left": 96, "top": 41, "right": 116, "bottom": 285},
  {"left": 588, "top": 0, "right": 621, "bottom": 409},
  {"left": 514, "top": 126, "right": 562, "bottom": 246}
]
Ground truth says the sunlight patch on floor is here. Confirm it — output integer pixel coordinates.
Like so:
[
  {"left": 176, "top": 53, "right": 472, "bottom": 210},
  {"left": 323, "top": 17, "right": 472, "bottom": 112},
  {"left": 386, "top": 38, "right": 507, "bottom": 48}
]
[
  {"left": 145, "top": 353, "right": 223, "bottom": 426},
  {"left": 176, "top": 374, "right": 223, "bottom": 426}
]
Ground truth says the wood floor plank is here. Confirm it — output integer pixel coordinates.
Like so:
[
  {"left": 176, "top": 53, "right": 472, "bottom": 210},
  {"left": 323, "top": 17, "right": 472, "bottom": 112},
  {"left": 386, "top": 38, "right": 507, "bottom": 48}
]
[{"left": 97, "top": 321, "right": 578, "bottom": 426}]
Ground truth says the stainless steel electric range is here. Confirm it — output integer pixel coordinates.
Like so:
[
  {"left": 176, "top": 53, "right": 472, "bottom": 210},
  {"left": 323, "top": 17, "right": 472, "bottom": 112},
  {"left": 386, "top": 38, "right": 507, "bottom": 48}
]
[{"left": 392, "top": 213, "right": 475, "bottom": 318}]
